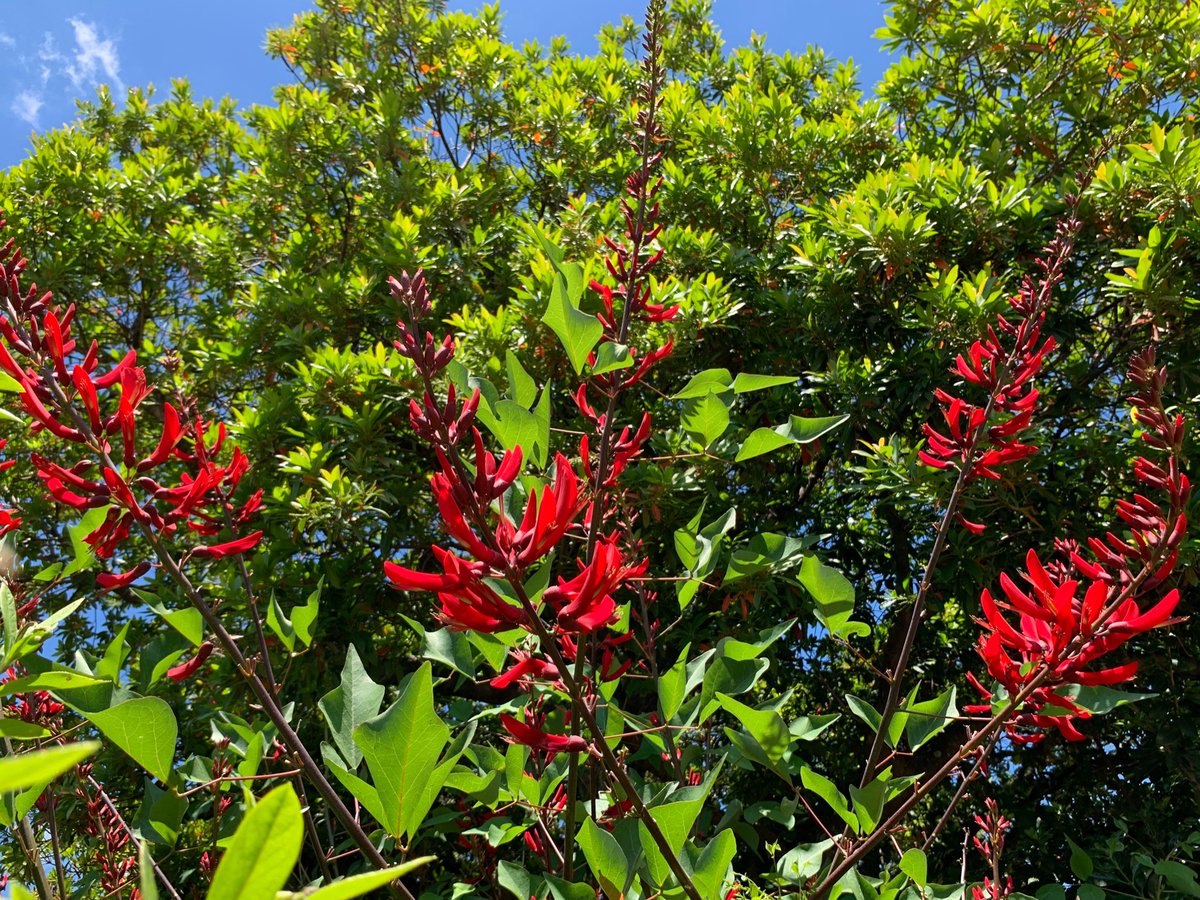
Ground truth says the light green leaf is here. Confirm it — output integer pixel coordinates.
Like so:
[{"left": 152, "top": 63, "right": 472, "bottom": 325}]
[
  {"left": 717, "top": 693, "right": 791, "bottom": 762},
  {"left": 292, "top": 582, "right": 321, "bottom": 648},
  {"left": 682, "top": 389, "right": 731, "bottom": 448},
  {"left": 800, "top": 767, "right": 858, "bottom": 832},
  {"left": 354, "top": 662, "right": 450, "bottom": 839},
  {"left": 592, "top": 342, "right": 632, "bottom": 375},
  {"left": 139, "top": 842, "right": 160, "bottom": 900},
  {"left": 208, "top": 785, "right": 303, "bottom": 900},
  {"left": 422, "top": 626, "right": 476, "bottom": 678},
  {"left": 899, "top": 848, "right": 927, "bottom": 887},
  {"left": 538, "top": 236, "right": 600, "bottom": 374},
  {"left": 736, "top": 414, "right": 848, "bottom": 462},
  {"left": 659, "top": 645, "right": 690, "bottom": 722},
  {"left": 0, "top": 582, "right": 16, "bottom": 656},
  {"left": 0, "top": 741, "right": 99, "bottom": 792},
  {"left": 506, "top": 350, "right": 537, "bottom": 408},
  {"left": 673, "top": 369, "right": 733, "bottom": 399},
  {"left": 798, "top": 555, "right": 869, "bottom": 639},
  {"left": 732, "top": 373, "right": 797, "bottom": 393},
  {"left": 266, "top": 592, "right": 295, "bottom": 652},
  {"left": 725, "top": 533, "right": 807, "bottom": 583},
  {"left": 319, "top": 645, "right": 384, "bottom": 768},
  {"left": 0, "top": 719, "right": 49, "bottom": 739},
  {"left": 303, "top": 859, "right": 436, "bottom": 900},
  {"left": 82, "top": 698, "right": 177, "bottom": 781},
  {"left": 846, "top": 695, "right": 906, "bottom": 749},
  {"left": 904, "top": 686, "right": 958, "bottom": 750},
  {"left": 685, "top": 829, "right": 737, "bottom": 899}
]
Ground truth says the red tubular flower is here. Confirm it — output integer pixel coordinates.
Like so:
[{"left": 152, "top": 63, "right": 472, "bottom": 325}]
[
  {"left": 543, "top": 538, "right": 647, "bottom": 633},
  {"left": 96, "top": 562, "right": 151, "bottom": 593},
  {"left": 510, "top": 452, "right": 581, "bottom": 567},
  {"left": 489, "top": 651, "right": 559, "bottom": 689},
  {"left": 387, "top": 547, "right": 528, "bottom": 633},
  {"left": 499, "top": 712, "right": 591, "bottom": 755},
  {"left": 192, "top": 530, "right": 263, "bottom": 559},
  {"left": 166, "top": 641, "right": 214, "bottom": 681}
]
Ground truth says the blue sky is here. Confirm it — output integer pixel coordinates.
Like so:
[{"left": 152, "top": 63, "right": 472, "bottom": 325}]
[{"left": 0, "top": 1, "right": 892, "bottom": 169}]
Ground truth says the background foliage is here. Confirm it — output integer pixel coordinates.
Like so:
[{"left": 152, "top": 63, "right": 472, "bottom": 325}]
[{"left": 2, "top": 0, "right": 1199, "bottom": 896}]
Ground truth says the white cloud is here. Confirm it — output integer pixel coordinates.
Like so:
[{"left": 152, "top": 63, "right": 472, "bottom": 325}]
[
  {"left": 11, "top": 90, "right": 43, "bottom": 127},
  {"left": 0, "top": 33, "right": 16, "bottom": 49},
  {"left": 64, "top": 18, "right": 123, "bottom": 95}
]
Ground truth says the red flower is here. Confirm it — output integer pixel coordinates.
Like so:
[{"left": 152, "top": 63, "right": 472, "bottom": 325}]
[
  {"left": 543, "top": 538, "right": 647, "bottom": 633},
  {"left": 166, "top": 641, "right": 214, "bottom": 681},
  {"left": 498, "top": 713, "right": 590, "bottom": 755},
  {"left": 192, "top": 530, "right": 263, "bottom": 559},
  {"left": 970, "top": 549, "right": 1182, "bottom": 741}
]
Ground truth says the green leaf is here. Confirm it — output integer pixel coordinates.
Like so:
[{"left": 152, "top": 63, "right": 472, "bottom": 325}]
[
  {"left": 698, "top": 656, "right": 770, "bottom": 723},
  {"left": 538, "top": 235, "right": 600, "bottom": 374},
  {"left": 592, "top": 342, "right": 633, "bottom": 375},
  {"left": 798, "top": 555, "right": 869, "bottom": 639},
  {"left": 1067, "top": 837, "right": 1094, "bottom": 880},
  {"left": 144, "top": 598, "right": 204, "bottom": 646},
  {"left": 0, "top": 719, "right": 49, "bottom": 740},
  {"left": 423, "top": 626, "right": 476, "bottom": 679},
  {"left": 1152, "top": 860, "right": 1200, "bottom": 897},
  {"left": 800, "top": 767, "right": 858, "bottom": 832},
  {"left": 292, "top": 582, "right": 321, "bottom": 647},
  {"left": 1035, "top": 887, "right": 1067, "bottom": 900},
  {"left": 266, "top": 592, "right": 296, "bottom": 652},
  {"left": 848, "top": 773, "right": 889, "bottom": 833},
  {"left": 319, "top": 645, "right": 385, "bottom": 768},
  {"left": 732, "top": 373, "right": 797, "bottom": 393},
  {"left": 717, "top": 693, "right": 791, "bottom": 762},
  {"left": 506, "top": 350, "right": 537, "bottom": 407},
  {"left": 673, "top": 369, "right": 733, "bottom": 399},
  {"left": 303, "top": 859, "right": 436, "bottom": 900},
  {"left": 735, "top": 415, "right": 848, "bottom": 462},
  {"left": 497, "top": 860, "right": 534, "bottom": 900},
  {"left": 1077, "top": 886, "right": 1106, "bottom": 900},
  {"left": 0, "top": 741, "right": 99, "bottom": 792},
  {"left": 354, "top": 662, "right": 450, "bottom": 839},
  {"left": 681, "top": 389, "right": 731, "bottom": 448},
  {"left": 494, "top": 399, "right": 541, "bottom": 458},
  {"left": 846, "top": 695, "right": 906, "bottom": 749},
  {"left": 904, "top": 687, "right": 958, "bottom": 750},
  {"left": 1057, "top": 684, "right": 1155, "bottom": 715},
  {"left": 724, "top": 533, "right": 807, "bottom": 583},
  {"left": 133, "top": 780, "right": 188, "bottom": 847},
  {"left": 659, "top": 645, "right": 690, "bottom": 722},
  {"left": 0, "top": 582, "right": 16, "bottom": 657},
  {"left": 685, "top": 829, "right": 737, "bottom": 899},
  {"left": 139, "top": 842, "right": 160, "bottom": 900},
  {"left": 899, "top": 848, "right": 927, "bottom": 887},
  {"left": 64, "top": 506, "right": 109, "bottom": 577},
  {"left": 208, "top": 785, "right": 303, "bottom": 900},
  {"left": 322, "top": 745, "right": 389, "bottom": 828},
  {"left": 578, "top": 817, "right": 629, "bottom": 900},
  {"left": 82, "top": 698, "right": 177, "bottom": 781},
  {"left": 639, "top": 797, "right": 706, "bottom": 886}
]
